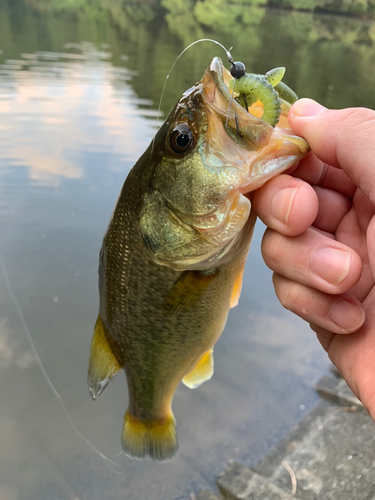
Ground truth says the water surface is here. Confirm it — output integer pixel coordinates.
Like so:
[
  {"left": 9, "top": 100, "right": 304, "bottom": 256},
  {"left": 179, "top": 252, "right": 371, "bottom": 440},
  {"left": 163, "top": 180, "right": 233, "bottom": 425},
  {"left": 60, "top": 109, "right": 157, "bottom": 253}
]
[{"left": 0, "top": 2, "right": 375, "bottom": 499}]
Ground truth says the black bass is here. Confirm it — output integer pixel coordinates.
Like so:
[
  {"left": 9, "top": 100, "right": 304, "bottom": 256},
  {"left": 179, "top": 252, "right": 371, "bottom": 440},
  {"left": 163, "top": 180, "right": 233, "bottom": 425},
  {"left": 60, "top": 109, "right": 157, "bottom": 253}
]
[{"left": 88, "top": 57, "right": 309, "bottom": 461}]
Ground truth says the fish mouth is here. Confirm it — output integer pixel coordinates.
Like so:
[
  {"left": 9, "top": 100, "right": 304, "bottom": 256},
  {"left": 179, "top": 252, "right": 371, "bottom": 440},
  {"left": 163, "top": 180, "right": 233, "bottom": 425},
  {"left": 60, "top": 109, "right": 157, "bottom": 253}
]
[
  {"left": 200, "top": 57, "right": 310, "bottom": 193},
  {"left": 201, "top": 57, "right": 273, "bottom": 152}
]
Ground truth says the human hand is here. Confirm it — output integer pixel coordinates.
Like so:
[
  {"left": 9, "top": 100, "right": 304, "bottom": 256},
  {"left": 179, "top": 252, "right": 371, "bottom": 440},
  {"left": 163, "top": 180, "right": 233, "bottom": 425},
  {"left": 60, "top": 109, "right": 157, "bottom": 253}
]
[{"left": 253, "top": 99, "right": 375, "bottom": 420}]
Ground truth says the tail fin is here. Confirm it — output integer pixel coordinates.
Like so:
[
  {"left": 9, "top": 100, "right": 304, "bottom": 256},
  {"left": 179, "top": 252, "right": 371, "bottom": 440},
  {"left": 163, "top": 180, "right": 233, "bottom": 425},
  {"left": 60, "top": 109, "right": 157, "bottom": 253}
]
[{"left": 122, "top": 410, "right": 178, "bottom": 461}]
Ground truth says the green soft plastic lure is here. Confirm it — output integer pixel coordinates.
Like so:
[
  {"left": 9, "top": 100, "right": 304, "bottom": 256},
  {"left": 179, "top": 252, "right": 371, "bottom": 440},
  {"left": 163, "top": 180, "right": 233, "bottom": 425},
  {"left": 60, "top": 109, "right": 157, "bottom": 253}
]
[{"left": 229, "top": 61, "right": 298, "bottom": 127}]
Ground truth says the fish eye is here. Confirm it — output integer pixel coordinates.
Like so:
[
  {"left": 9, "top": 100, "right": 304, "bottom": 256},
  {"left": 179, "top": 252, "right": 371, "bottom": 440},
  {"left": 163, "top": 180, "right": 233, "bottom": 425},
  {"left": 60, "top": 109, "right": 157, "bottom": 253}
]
[{"left": 170, "top": 124, "right": 194, "bottom": 154}]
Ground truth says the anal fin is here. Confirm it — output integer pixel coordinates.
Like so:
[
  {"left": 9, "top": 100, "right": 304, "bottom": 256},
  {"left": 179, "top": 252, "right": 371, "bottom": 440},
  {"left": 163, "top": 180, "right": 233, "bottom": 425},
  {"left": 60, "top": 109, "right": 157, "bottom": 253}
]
[
  {"left": 88, "top": 316, "right": 122, "bottom": 400},
  {"left": 230, "top": 263, "right": 245, "bottom": 309},
  {"left": 182, "top": 348, "right": 214, "bottom": 389}
]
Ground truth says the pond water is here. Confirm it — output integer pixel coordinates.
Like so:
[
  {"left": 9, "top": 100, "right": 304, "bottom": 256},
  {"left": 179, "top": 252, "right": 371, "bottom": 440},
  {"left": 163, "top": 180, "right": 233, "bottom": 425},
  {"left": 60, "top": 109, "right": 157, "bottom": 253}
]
[{"left": 0, "top": 1, "right": 375, "bottom": 499}]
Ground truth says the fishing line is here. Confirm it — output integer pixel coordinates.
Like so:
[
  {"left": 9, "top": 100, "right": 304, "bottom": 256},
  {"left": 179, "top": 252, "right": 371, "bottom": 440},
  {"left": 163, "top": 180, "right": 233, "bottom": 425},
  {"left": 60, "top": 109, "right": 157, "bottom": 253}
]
[
  {"left": 0, "top": 253, "right": 124, "bottom": 475},
  {"left": 225, "top": 48, "right": 236, "bottom": 127},
  {"left": 151, "top": 38, "right": 234, "bottom": 154},
  {"left": 226, "top": 86, "right": 236, "bottom": 128}
]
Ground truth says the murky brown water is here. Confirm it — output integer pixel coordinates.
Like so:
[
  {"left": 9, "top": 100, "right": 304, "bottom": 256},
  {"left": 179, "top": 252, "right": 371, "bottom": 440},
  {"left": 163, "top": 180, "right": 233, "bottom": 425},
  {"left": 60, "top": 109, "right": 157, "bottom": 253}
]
[{"left": 0, "top": 2, "right": 374, "bottom": 499}]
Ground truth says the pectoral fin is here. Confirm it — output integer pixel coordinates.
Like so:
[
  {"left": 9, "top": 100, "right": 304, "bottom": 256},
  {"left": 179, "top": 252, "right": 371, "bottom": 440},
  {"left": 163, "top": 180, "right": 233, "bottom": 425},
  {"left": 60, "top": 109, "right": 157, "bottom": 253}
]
[
  {"left": 230, "top": 263, "right": 246, "bottom": 308},
  {"left": 182, "top": 348, "right": 214, "bottom": 389},
  {"left": 164, "top": 270, "right": 218, "bottom": 315},
  {"left": 88, "top": 316, "right": 122, "bottom": 400}
]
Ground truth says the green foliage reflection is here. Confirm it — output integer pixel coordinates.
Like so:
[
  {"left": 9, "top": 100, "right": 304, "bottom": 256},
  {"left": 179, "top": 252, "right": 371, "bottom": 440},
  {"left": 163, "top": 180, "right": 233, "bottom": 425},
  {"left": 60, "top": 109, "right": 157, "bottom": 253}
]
[{"left": 0, "top": 0, "right": 375, "bottom": 116}]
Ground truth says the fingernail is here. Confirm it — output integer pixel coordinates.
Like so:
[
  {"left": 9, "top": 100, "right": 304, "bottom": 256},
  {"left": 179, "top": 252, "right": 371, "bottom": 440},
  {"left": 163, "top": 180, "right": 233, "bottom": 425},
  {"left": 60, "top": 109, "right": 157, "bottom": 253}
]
[
  {"left": 311, "top": 248, "right": 351, "bottom": 285},
  {"left": 291, "top": 98, "right": 327, "bottom": 117},
  {"left": 328, "top": 298, "right": 365, "bottom": 332},
  {"left": 271, "top": 187, "right": 299, "bottom": 225}
]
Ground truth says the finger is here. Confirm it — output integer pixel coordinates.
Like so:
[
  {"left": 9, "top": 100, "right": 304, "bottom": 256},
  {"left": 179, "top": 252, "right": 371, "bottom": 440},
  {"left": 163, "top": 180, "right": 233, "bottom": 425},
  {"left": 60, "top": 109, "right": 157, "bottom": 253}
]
[
  {"left": 262, "top": 227, "right": 362, "bottom": 294},
  {"left": 367, "top": 214, "right": 375, "bottom": 282},
  {"left": 273, "top": 274, "right": 365, "bottom": 334},
  {"left": 293, "top": 152, "right": 356, "bottom": 198},
  {"left": 253, "top": 174, "right": 318, "bottom": 236},
  {"left": 289, "top": 100, "right": 375, "bottom": 205},
  {"left": 313, "top": 186, "right": 352, "bottom": 234},
  {"left": 313, "top": 326, "right": 336, "bottom": 352},
  {"left": 324, "top": 286, "right": 375, "bottom": 421},
  {"left": 336, "top": 201, "right": 374, "bottom": 303}
]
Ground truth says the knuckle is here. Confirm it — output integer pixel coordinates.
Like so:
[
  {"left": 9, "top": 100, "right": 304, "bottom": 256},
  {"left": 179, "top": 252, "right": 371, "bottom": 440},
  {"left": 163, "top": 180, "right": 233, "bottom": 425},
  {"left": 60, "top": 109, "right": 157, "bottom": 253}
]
[
  {"left": 343, "top": 107, "right": 375, "bottom": 128},
  {"left": 275, "top": 277, "right": 302, "bottom": 312},
  {"left": 342, "top": 108, "right": 375, "bottom": 125},
  {"left": 261, "top": 229, "right": 283, "bottom": 269}
]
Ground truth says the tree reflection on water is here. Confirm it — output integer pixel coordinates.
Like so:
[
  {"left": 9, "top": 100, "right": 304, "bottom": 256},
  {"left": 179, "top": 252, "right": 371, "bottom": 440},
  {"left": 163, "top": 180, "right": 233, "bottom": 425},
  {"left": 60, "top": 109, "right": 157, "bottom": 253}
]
[{"left": 1, "top": 0, "right": 375, "bottom": 116}]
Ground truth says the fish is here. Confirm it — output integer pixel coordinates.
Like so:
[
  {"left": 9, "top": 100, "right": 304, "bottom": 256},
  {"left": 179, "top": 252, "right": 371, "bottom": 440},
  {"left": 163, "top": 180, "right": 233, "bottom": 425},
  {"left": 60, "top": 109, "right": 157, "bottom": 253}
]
[{"left": 87, "top": 56, "right": 309, "bottom": 461}]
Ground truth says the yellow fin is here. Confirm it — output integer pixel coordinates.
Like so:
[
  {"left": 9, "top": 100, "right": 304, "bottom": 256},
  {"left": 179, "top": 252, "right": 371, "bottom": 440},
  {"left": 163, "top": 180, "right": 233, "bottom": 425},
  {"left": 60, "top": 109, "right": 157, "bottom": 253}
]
[
  {"left": 182, "top": 348, "right": 214, "bottom": 389},
  {"left": 87, "top": 316, "right": 122, "bottom": 400},
  {"left": 122, "top": 410, "right": 177, "bottom": 461},
  {"left": 230, "top": 263, "right": 245, "bottom": 309},
  {"left": 164, "top": 270, "right": 218, "bottom": 315}
]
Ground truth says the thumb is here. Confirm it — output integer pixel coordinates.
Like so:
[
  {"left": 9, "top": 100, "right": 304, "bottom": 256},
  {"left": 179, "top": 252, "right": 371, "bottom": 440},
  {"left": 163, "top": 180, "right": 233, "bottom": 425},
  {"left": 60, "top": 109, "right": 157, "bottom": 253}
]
[{"left": 289, "top": 99, "right": 375, "bottom": 205}]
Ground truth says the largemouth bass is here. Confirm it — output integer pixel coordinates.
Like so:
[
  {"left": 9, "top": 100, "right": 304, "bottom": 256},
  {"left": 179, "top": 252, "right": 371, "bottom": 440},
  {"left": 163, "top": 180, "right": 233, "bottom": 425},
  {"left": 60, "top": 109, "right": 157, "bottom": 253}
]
[{"left": 88, "top": 57, "right": 309, "bottom": 461}]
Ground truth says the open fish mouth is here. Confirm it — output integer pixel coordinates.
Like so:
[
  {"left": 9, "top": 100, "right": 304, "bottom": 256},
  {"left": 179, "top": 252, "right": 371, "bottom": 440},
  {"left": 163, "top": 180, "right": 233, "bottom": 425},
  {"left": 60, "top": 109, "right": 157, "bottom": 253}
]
[{"left": 200, "top": 56, "right": 309, "bottom": 193}]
